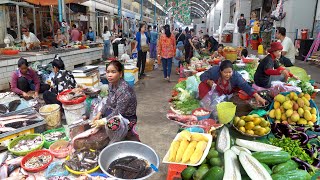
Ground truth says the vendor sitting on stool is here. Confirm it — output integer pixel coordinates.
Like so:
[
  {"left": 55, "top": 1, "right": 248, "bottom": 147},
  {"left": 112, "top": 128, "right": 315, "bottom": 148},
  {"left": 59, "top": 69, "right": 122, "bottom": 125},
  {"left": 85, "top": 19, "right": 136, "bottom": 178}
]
[
  {"left": 198, "top": 60, "right": 266, "bottom": 105},
  {"left": 89, "top": 61, "right": 139, "bottom": 141},
  {"left": 11, "top": 57, "right": 50, "bottom": 99},
  {"left": 254, "top": 42, "right": 299, "bottom": 89},
  {"left": 43, "top": 55, "right": 77, "bottom": 105}
]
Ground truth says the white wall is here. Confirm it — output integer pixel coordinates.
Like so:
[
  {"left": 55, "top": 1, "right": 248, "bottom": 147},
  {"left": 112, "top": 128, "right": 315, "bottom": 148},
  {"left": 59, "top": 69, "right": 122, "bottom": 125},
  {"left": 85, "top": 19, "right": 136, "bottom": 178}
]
[{"left": 280, "top": 0, "right": 317, "bottom": 41}]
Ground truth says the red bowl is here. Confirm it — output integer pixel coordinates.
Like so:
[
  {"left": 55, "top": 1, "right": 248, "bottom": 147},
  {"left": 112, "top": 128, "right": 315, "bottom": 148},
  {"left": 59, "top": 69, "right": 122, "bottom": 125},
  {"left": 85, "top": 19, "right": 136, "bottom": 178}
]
[
  {"left": 2, "top": 49, "right": 19, "bottom": 55},
  {"left": 242, "top": 58, "right": 255, "bottom": 63},
  {"left": 57, "top": 89, "right": 86, "bottom": 105},
  {"left": 238, "top": 90, "right": 250, "bottom": 100},
  {"left": 21, "top": 150, "right": 54, "bottom": 172}
]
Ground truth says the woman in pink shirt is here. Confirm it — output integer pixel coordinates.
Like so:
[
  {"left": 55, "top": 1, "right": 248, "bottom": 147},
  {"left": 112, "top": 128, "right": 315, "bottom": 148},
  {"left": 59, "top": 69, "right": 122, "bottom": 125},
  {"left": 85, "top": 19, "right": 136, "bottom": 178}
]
[
  {"left": 158, "top": 24, "right": 176, "bottom": 82},
  {"left": 70, "top": 24, "right": 80, "bottom": 42}
]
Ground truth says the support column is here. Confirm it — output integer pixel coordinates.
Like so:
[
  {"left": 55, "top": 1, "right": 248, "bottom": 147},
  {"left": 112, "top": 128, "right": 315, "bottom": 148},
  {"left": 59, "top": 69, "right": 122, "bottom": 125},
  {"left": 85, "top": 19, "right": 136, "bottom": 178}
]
[
  {"left": 140, "top": 0, "right": 143, "bottom": 21},
  {"left": 58, "top": 0, "right": 63, "bottom": 22},
  {"left": 89, "top": 0, "right": 96, "bottom": 30},
  {"left": 118, "top": 0, "right": 122, "bottom": 25},
  {"left": 16, "top": 5, "right": 21, "bottom": 41},
  {"left": 219, "top": 0, "right": 231, "bottom": 43},
  {"left": 33, "top": 7, "right": 37, "bottom": 36},
  {"left": 61, "top": 0, "right": 66, "bottom": 21},
  {"left": 0, "top": 6, "right": 6, "bottom": 44},
  {"left": 154, "top": 3, "right": 156, "bottom": 25}
]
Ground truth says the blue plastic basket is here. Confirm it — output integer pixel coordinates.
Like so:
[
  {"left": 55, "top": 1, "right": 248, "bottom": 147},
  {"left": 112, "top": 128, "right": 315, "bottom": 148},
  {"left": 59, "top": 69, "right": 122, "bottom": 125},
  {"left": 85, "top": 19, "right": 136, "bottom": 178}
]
[
  {"left": 268, "top": 92, "right": 320, "bottom": 125},
  {"left": 124, "top": 73, "right": 135, "bottom": 87}
]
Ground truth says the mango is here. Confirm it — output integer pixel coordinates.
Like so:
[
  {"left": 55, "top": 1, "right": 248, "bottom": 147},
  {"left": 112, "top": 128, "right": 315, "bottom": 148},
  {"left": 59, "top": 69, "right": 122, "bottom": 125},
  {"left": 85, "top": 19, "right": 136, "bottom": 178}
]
[
  {"left": 311, "top": 108, "right": 317, "bottom": 115},
  {"left": 311, "top": 114, "right": 317, "bottom": 123},
  {"left": 285, "top": 109, "right": 293, "bottom": 118},
  {"left": 246, "top": 129, "right": 254, "bottom": 135},
  {"left": 253, "top": 118, "right": 262, "bottom": 125},
  {"left": 293, "top": 102, "right": 299, "bottom": 111},
  {"left": 269, "top": 109, "right": 276, "bottom": 119},
  {"left": 303, "top": 106, "right": 311, "bottom": 111},
  {"left": 244, "top": 115, "right": 254, "bottom": 122},
  {"left": 304, "top": 110, "right": 312, "bottom": 121},
  {"left": 291, "top": 112, "right": 300, "bottom": 122},
  {"left": 297, "top": 98, "right": 305, "bottom": 107},
  {"left": 308, "top": 121, "right": 314, "bottom": 126},
  {"left": 260, "top": 120, "right": 269, "bottom": 127},
  {"left": 283, "top": 101, "right": 293, "bottom": 110},
  {"left": 298, "top": 108, "right": 304, "bottom": 117},
  {"left": 293, "top": 95, "right": 298, "bottom": 101},
  {"left": 281, "top": 114, "right": 287, "bottom": 121},
  {"left": 255, "top": 127, "right": 267, "bottom": 136},
  {"left": 285, "top": 96, "right": 290, "bottom": 101},
  {"left": 233, "top": 117, "right": 240, "bottom": 126},
  {"left": 275, "top": 109, "right": 281, "bottom": 120},
  {"left": 245, "top": 122, "right": 255, "bottom": 130},
  {"left": 290, "top": 92, "right": 297, "bottom": 100},
  {"left": 253, "top": 125, "right": 262, "bottom": 131},
  {"left": 304, "top": 94, "right": 311, "bottom": 101},
  {"left": 274, "top": 101, "right": 281, "bottom": 109},
  {"left": 302, "top": 97, "right": 310, "bottom": 107},
  {"left": 280, "top": 106, "right": 285, "bottom": 114},
  {"left": 297, "top": 118, "right": 307, "bottom": 125},
  {"left": 299, "top": 93, "right": 305, "bottom": 98},
  {"left": 275, "top": 94, "right": 286, "bottom": 104}
]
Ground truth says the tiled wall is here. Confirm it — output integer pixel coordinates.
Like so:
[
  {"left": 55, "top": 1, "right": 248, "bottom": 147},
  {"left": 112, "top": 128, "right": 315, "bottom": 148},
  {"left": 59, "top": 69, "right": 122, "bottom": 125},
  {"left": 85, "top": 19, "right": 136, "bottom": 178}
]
[{"left": 0, "top": 47, "right": 103, "bottom": 91}]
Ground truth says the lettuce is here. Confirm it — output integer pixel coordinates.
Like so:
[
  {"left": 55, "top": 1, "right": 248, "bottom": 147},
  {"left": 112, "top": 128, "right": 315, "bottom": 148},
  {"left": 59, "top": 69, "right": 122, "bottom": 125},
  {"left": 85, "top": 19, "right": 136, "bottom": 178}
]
[{"left": 287, "top": 66, "right": 310, "bottom": 82}]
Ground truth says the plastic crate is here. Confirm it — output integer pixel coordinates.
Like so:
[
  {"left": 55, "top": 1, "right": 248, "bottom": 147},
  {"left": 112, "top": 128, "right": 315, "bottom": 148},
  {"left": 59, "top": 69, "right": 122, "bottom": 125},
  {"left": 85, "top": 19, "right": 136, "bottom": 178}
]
[{"left": 166, "top": 164, "right": 187, "bottom": 180}]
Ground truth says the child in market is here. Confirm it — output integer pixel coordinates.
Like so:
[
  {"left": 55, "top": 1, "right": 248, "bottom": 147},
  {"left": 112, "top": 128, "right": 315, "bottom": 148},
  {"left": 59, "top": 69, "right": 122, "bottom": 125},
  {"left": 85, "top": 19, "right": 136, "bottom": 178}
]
[{"left": 174, "top": 41, "right": 185, "bottom": 74}]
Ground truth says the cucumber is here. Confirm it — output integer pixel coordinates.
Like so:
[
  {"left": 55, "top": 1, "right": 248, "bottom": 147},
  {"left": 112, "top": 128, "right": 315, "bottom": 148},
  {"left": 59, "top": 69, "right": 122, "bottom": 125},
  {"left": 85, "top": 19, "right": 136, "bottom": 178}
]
[
  {"left": 236, "top": 138, "right": 282, "bottom": 152},
  {"left": 202, "top": 166, "right": 224, "bottom": 180},
  {"left": 260, "top": 163, "right": 272, "bottom": 175},
  {"left": 223, "top": 149, "right": 241, "bottom": 180},
  {"left": 271, "top": 169, "right": 311, "bottom": 180},
  {"left": 239, "top": 151, "right": 272, "bottom": 180},
  {"left": 181, "top": 167, "right": 197, "bottom": 180},
  {"left": 251, "top": 151, "right": 291, "bottom": 165},
  {"left": 231, "top": 146, "right": 252, "bottom": 155},
  {"left": 216, "top": 126, "right": 230, "bottom": 153},
  {"left": 272, "top": 160, "right": 299, "bottom": 174}
]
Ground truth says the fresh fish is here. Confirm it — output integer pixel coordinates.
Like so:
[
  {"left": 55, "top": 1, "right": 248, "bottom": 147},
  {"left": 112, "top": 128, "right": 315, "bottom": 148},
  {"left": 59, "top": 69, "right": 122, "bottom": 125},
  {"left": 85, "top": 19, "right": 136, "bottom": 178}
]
[
  {"left": 166, "top": 113, "right": 198, "bottom": 123},
  {"left": 8, "top": 100, "right": 21, "bottom": 112},
  {"left": 0, "top": 115, "right": 28, "bottom": 121},
  {"left": 5, "top": 156, "right": 23, "bottom": 165},
  {"left": 0, "top": 127, "right": 16, "bottom": 132},
  {"left": 0, "top": 104, "right": 8, "bottom": 114},
  {"left": 0, "top": 151, "right": 8, "bottom": 165},
  {"left": 0, "top": 164, "right": 8, "bottom": 179},
  {"left": 44, "top": 132, "right": 65, "bottom": 142},
  {"left": 72, "top": 127, "right": 100, "bottom": 144},
  {"left": 3, "top": 175, "right": 26, "bottom": 180},
  {"left": 83, "top": 158, "right": 97, "bottom": 164},
  {"left": 64, "top": 149, "right": 99, "bottom": 172},
  {"left": 0, "top": 118, "right": 30, "bottom": 126}
]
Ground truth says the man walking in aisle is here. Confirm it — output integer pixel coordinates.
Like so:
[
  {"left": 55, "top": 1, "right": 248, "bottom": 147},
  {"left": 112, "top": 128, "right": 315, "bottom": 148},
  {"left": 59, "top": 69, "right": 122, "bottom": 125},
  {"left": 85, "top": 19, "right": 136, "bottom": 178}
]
[
  {"left": 237, "top": 13, "right": 247, "bottom": 47},
  {"left": 150, "top": 25, "right": 158, "bottom": 60},
  {"left": 276, "top": 27, "right": 296, "bottom": 65}
]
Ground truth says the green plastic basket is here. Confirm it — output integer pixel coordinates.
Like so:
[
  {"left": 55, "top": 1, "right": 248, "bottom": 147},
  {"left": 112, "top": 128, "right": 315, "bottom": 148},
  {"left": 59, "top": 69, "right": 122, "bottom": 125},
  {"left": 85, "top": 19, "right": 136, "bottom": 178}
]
[
  {"left": 42, "top": 127, "right": 69, "bottom": 149},
  {"left": 8, "top": 134, "right": 44, "bottom": 156}
]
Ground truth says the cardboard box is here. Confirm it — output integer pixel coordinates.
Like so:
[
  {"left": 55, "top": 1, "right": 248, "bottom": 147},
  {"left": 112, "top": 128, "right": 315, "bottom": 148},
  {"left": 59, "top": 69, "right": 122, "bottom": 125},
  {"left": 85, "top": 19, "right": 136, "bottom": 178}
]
[
  {"left": 74, "top": 71, "right": 100, "bottom": 87},
  {"left": 124, "top": 68, "right": 139, "bottom": 84}
]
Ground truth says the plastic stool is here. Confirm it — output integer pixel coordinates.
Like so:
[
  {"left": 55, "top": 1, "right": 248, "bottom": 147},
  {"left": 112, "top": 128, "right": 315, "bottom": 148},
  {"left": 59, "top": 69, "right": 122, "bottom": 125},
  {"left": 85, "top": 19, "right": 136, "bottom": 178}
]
[{"left": 166, "top": 164, "right": 187, "bottom": 180}]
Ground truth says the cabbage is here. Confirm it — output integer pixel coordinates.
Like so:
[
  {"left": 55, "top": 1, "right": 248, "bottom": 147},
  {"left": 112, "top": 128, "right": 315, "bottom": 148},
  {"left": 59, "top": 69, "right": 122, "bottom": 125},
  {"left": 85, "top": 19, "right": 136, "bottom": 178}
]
[{"left": 287, "top": 66, "right": 310, "bottom": 82}]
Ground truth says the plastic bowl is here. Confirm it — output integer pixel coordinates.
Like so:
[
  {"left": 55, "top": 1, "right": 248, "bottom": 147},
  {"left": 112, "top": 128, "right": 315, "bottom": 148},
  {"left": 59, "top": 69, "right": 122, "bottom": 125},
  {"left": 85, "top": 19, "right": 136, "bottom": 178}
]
[
  {"left": 49, "top": 140, "right": 71, "bottom": 159},
  {"left": 192, "top": 108, "right": 211, "bottom": 121},
  {"left": 21, "top": 150, "right": 54, "bottom": 172},
  {"left": 242, "top": 57, "right": 256, "bottom": 63},
  {"left": 185, "top": 127, "right": 205, "bottom": 133},
  {"left": 8, "top": 134, "right": 45, "bottom": 156},
  {"left": 42, "top": 127, "right": 68, "bottom": 149}
]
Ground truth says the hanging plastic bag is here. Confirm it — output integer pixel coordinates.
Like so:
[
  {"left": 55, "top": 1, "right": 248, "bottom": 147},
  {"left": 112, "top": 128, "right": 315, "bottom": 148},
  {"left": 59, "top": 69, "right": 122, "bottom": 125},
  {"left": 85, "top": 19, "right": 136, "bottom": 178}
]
[
  {"left": 193, "top": 50, "right": 200, "bottom": 58},
  {"left": 186, "top": 76, "right": 200, "bottom": 96},
  {"left": 105, "top": 114, "right": 129, "bottom": 144}
]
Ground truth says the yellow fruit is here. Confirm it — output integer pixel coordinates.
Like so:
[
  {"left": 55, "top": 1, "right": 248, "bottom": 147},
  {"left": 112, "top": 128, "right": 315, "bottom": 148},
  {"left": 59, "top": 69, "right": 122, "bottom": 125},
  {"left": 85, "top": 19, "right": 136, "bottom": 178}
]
[
  {"left": 302, "top": 97, "right": 310, "bottom": 107},
  {"left": 238, "top": 120, "right": 246, "bottom": 127},
  {"left": 299, "top": 93, "right": 305, "bottom": 98},
  {"left": 253, "top": 118, "right": 262, "bottom": 125},
  {"left": 303, "top": 106, "right": 311, "bottom": 111},
  {"left": 304, "top": 94, "right": 311, "bottom": 101},
  {"left": 308, "top": 121, "right": 314, "bottom": 126},
  {"left": 246, "top": 129, "right": 255, "bottom": 135},
  {"left": 285, "top": 97, "right": 290, "bottom": 101},
  {"left": 298, "top": 108, "right": 304, "bottom": 117},
  {"left": 275, "top": 108, "right": 281, "bottom": 120},
  {"left": 293, "top": 95, "right": 299, "bottom": 101},
  {"left": 293, "top": 102, "right": 299, "bottom": 111},
  {"left": 191, "top": 134, "right": 208, "bottom": 142},
  {"left": 311, "top": 114, "right": 317, "bottom": 123},
  {"left": 280, "top": 106, "right": 285, "bottom": 114},
  {"left": 297, "top": 98, "right": 305, "bottom": 107},
  {"left": 291, "top": 112, "right": 300, "bottom": 122},
  {"left": 240, "top": 116, "right": 246, "bottom": 120},
  {"left": 311, "top": 108, "right": 317, "bottom": 115},
  {"left": 168, "top": 141, "right": 180, "bottom": 162},
  {"left": 286, "top": 109, "right": 293, "bottom": 117},
  {"left": 265, "top": 127, "right": 271, "bottom": 133},
  {"left": 253, "top": 125, "right": 261, "bottom": 131},
  {"left": 178, "top": 130, "right": 191, "bottom": 141},
  {"left": 275, "top": 94, "right": 286, "bottom": 103},
  {"left": 233, "top": 117, "right": 240, "bottom": 126},
  {"left": 239, "top": 126, "right": 246, "bottom": 133},
  {"left": 260, "top": 120, "right": 269, "bottom": 127},
  {"left": 283, "top": 101, "right": 293, "bottom": 110},
  {"left": 274, "top": 120, "right": 281, "bottom": 123},
  {"left": 182, "top": 141, "right": 198, "bottom": 163},
  {"left": 256, "top": 128, "right": 267, "bottom": 136},
  {"left": 297, "top": 119, "right": 307, "bottom": 125},
  {"left": 244, "top": 115, "right": 254, "bottom": 122},
  {"left": 304, "top": 110, "right": 312, "bottom": 121},
  {"left": 269, "top": 109, "right": 276, "bottom": 118},
  {"left": 252, "top": 114, "right": 260, "bottom": 118},
  {"left": 245, "top": 122, "right": 255, "bottom": 130},
  {"left": 282, "top": 121, "right": 288, "bottom": 124},
  {"left": 175, "top": 140, "right": 189, "bottom": 162},
  {"left": 281, "top": 114, "right": 287, "bottom": 121},
  {"left": 274, "top": 101, "right": 281, "bottom": 109},
  {"left": 290, "top": 92, "right": 296, "bottom": 100},
  {"left": 189, "top": 141, "right": 207, "bottom": 164}
]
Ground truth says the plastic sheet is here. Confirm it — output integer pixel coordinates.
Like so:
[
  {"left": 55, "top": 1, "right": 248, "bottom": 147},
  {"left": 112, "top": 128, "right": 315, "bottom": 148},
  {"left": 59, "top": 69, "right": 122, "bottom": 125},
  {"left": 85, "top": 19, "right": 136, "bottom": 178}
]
[
  {"left": 105, "top": 114, "right": 129, "bottom": 145},
  {"left": 186, "top": 76, "right": 200, "bottom": 96},
  {"left": 45, "top": 162, "right": 69, "bottom": 178}
]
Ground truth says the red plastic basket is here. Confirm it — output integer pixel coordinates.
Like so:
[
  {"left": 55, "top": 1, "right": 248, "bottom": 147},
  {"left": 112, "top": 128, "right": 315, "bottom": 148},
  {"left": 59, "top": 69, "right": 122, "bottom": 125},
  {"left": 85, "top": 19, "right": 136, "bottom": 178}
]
[
  {"left": 57, "top": 89, "right": 86, "bottom": 105},
  {"left": 166, "top": 164, "right": 187, "bottom": 180},
  {"left": 21, "top": 150, "right": 54, "bottom": 172},
  {"left": 2, "top": 49, "right": 19, "bottom": 55}
]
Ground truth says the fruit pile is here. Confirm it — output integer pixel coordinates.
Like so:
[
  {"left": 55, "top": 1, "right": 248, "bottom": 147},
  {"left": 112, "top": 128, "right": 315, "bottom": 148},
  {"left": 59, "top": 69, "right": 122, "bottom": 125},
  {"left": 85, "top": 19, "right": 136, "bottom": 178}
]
[
  {"left": 268, "top": 92, "right": 317, "bottom": 125},
  {"left": 167, "top": 130, "right": 208, "bottom": 164},
  {"left": 233, "top": 114, "right": 271, "bottom": 136}
]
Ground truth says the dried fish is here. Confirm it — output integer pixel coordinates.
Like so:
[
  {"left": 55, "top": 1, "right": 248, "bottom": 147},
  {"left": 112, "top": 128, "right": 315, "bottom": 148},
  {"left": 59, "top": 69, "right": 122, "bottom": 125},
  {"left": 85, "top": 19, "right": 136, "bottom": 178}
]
[
  {"left": 0, "top": 115, "right": 28, "bottom": 121},
  {"left": 8, "top": 100, "right": 21, "bottom": 112},
  {"left": 24, "top": 155, "right": 51, "bottom": 169}
]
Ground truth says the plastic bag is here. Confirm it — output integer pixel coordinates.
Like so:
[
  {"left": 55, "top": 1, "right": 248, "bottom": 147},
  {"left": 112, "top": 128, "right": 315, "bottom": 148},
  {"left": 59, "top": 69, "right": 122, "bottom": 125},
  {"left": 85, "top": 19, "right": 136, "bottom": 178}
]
[
  {"left": 186, "top": 76, "right": 200, "bottom": 96},
  {"left": 193, "top": 50, "right": 200, "bottom": 58},
  {"left": 105, "top": 114, "right": 129, "bottom": 144},
  {"left": 84, "top": 97, "right": 101, "bottom": 120},
  {"left": 270, "top": 81, "right": 301, "bottom": 97},
  {"left": 45, "top": 162, "right": 69, "bottom": 178}
]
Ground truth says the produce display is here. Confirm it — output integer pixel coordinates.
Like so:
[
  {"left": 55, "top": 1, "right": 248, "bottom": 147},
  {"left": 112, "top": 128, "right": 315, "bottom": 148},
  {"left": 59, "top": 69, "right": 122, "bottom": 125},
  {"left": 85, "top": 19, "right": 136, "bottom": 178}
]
[
  {"left": 107, "top": 156, "right": 152, "bottom": 179},
  {"left": 297, "top": 81, "right": 317, "bottom": 95},
  {"left": 233, "top": 114, "right": 271, "bottom": 136},
  {"left": 193, "top": 109, "right": 209, "bottom": 116},
  {"left": 268, "top": 92, "right": 318, "bottom": 125}
]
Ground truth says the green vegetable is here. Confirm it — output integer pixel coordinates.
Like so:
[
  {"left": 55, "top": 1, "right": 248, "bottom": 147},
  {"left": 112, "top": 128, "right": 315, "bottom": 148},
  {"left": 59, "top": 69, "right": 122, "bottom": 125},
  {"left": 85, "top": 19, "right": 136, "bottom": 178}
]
[
  {"left": 287, "top": 66, "right": 310, "bottom": 82},
  {"left": 209, "top": 157, "right": 222, "bottom": 166},
  {"left": 174, "top": 81, "right": 186, "bottom": 90},
  {"left": 270, "top": 137, "right": 314, "bottom": 164},
  {"left": 173, "top": 97, "right": 200, "bottom": 114},
  {"left": 298, "top": 81, "right": 315, "bottom": 95},
  {"left": 251, "top": 151, "right": 291, "bottom": 165},
  {"left": 201, "top": 166, "right": 224, "bottom": 180},
  {"left": 271, "top": 169, "right": 311, "bottom": 180},
  {"left": 193, "top": 165, "right": 209, "bottom": 180},
  {"left": 272, "top": 160, "right": 299, "bottom": 174},
  {"left": 181, "top": 167, "right": 197, "bottom": 180},
  {"left": 260, "top": 163, "right": 272, "bottom": 174},
  {"left": 207, "top": 149, "right": 219, "bottom": 159}
]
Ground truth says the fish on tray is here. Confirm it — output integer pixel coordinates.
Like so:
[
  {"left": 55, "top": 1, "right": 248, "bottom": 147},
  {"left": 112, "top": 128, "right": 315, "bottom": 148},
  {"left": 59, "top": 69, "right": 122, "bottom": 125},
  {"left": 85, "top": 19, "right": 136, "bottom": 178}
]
[
  {"left": 0, "top": 127, "right": 17, "bottom": 133},
  {"left": 166, "top": 112, "right": 198, "bottom": 123},
  {"left": 107, "top": 156, "right": 152, "bottom": 179},
  {"left": 11, "top": 136, "right": 43, "bottom": 152},
  {"left": 63, "top": 149, "right": 99, "bottom": 172},
  {"left": 0, "top": 104, "right": 8, "bottom": 114},
  {"left": 8, "top": 100, "right": 21, "bottom": 112},
  {"left": 44, "top": 131, "right": 66, "bottom": 142},
  {"left": 71, "top": 127, "right": 100, "bottom": 144}
]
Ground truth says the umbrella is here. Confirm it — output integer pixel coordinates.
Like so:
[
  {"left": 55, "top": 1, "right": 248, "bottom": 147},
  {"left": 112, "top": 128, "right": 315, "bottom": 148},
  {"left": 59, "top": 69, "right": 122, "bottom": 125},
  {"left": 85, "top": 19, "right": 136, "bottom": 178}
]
[{"left": 24, "top": 0, "right": 85, "bottom": 6}]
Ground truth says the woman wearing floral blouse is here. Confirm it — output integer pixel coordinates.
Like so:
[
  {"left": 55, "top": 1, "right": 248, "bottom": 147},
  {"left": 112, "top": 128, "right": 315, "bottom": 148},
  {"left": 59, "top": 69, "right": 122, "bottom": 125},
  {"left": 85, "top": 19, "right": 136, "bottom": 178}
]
[
  {"left": 158, "top": 24, "right": 176, "bottom": 82},
  {"left": 91, "top": 61, "right": 139, "bottom": 141}
]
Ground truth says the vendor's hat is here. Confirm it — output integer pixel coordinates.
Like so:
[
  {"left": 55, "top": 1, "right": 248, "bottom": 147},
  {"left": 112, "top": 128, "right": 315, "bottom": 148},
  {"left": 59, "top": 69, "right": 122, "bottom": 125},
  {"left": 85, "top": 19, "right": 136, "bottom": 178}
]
[
  {"left": 268, "top": 42, "right": 283, "bottom": 53},
  {"left": 177, "top": 41, "right": 184, "bottom": 48}
]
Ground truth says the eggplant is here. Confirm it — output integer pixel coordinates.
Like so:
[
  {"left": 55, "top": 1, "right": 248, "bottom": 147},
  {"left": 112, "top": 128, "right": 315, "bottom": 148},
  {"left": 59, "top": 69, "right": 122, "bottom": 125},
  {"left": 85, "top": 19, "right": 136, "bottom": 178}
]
[
  {"left": 308, "top": 134, "right": 318, "bottom": 139},
  {"left": 295, "top": 126, "right": 306, "bottom": 132},
  {"left": 299, "top": 133, "right": 309, "bottom": 146},
  {"left": 312, "top": 158, "right": 320, "bottom": 168},
  {"left": 292, "top": 157, "right": 314, "bottom": 172},
  {"left": 289, "top": 134, "right": 301, "bottom": 140}
]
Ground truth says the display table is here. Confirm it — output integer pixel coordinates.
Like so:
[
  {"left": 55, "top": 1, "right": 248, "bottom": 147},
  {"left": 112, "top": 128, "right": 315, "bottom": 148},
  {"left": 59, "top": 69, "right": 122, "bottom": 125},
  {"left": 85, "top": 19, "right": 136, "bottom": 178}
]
[{"left": 0, "top": 47, "right": 103, "bottom": 91}]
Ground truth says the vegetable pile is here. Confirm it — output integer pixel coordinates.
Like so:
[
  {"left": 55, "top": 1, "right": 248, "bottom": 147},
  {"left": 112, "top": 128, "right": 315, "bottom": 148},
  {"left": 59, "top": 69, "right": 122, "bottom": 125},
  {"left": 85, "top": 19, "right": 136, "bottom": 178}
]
[{"left": 298, "top": 81, "right": 316, "bottom": 95}]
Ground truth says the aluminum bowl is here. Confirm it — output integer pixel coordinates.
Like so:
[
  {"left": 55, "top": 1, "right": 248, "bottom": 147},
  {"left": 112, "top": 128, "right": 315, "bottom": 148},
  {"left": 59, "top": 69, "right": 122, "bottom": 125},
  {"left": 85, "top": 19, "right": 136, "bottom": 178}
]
[{"left": 98, "top": 141, "right": 160, "bottom": 180}]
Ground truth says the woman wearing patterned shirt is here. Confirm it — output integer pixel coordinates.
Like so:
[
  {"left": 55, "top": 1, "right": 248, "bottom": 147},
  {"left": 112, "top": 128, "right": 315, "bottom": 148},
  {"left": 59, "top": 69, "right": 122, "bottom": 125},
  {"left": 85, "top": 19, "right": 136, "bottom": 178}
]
[
  {"left": 43, "top": 56, "right": 76, "bottom": 105},
  {"left": 91, "top": 61, "right": 138, "bottom": 140},
  {"left": 158, "top": 24, "right": 176, "bottom": 82}
]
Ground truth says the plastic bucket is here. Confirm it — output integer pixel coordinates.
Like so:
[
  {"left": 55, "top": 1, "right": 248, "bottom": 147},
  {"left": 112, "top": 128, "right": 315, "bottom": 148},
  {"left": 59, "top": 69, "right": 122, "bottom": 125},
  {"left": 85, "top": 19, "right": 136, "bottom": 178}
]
[
  {"left": 251, "top": 40, "right": 259, "bottom": 50},
  {"left": 124, "top": 73, "right": 135, "bottom": 87},
  {"left": 62, "top": 103, "right": 85, "bottom": 125},
  {"left": 39, "top": 104, "right": 61, "bottom": 130}
]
